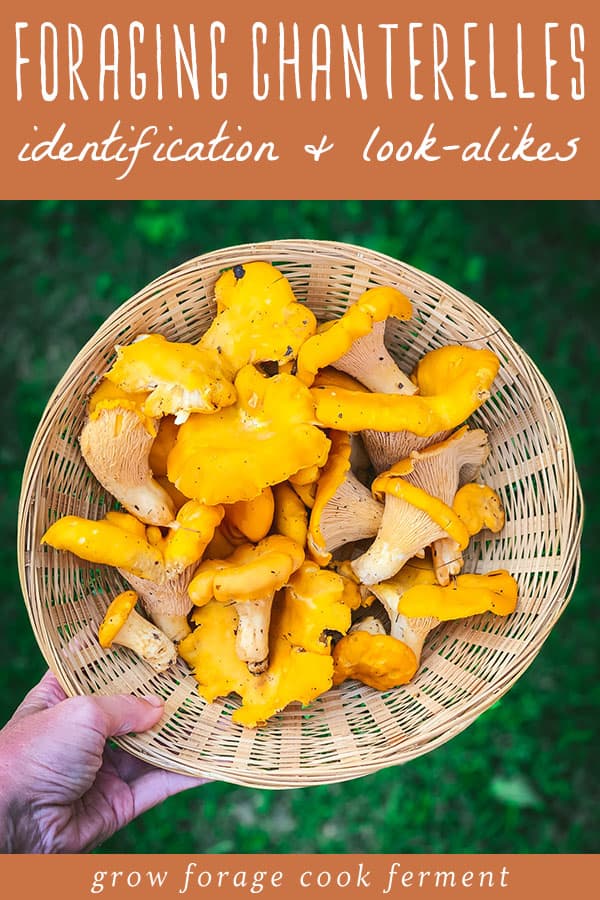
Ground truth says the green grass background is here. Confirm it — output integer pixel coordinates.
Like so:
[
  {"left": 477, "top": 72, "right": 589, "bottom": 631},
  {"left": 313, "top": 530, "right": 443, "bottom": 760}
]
[{"left": 1, "top": 201, "right": 597, "bottom": 853}]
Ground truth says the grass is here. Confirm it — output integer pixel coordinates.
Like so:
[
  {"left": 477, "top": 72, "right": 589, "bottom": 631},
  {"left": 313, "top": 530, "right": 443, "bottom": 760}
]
[{"left": 1, "top": 200, "right": 597, "bottom": 853}]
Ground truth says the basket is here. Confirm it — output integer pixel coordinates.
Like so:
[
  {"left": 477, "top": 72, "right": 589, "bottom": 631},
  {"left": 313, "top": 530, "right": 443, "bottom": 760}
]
[{"left": 17, "top": 239, "right": 583, "bottom": 788}]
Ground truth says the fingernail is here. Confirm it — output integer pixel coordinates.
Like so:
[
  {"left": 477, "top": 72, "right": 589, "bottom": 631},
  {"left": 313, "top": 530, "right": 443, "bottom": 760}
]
[{"left": 142, "top": 694, "right": 164, "bottom": 708}]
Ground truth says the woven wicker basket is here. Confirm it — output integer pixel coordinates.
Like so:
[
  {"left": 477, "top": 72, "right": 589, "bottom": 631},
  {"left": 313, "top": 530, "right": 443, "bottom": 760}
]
[{"left": 18, "top": 239, "right": 583, "bottom": 788}]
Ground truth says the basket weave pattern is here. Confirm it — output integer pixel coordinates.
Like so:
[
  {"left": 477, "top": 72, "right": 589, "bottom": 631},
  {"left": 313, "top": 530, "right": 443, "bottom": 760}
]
[{"left": 18, "top": 240, "right": 583, "bottom": 787}]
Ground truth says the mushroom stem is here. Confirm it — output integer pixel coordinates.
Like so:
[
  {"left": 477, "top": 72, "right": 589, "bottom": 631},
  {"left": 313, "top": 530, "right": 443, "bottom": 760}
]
[
  {"left": 431, "top": 536, "right": 463, "bottom": 586},
  {"left": 333, "top": 321, "right": 418, "bottom": 394},
  {"left": 80, "top": 406, "right": 176, "bottom": 527},
  {"left": 98, "top": 593, "right": 177, "bottom": 673},
  {"left": 114, "top": 608, "right": 177, "bottom": 672},
  {"left": 147, "top": 611, "right": 191, "bottom": 643},
  {"left": 387, "top": 611, "right": 439, "bottom": 663},
  {"left": 119, "top": 567, "right": 195, "bottom": 640},
  {"left": 351, "top": 497, "right": 448, "bottom": 585},
  {"left": 235, "top": 595, "right": 274, "bottom": 674}
]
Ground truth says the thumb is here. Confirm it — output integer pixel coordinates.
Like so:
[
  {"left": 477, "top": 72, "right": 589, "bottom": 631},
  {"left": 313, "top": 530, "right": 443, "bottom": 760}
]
[
  {"left": 70, "top": 693, "right": 165, "bottom": 739},
  {"left": 8, "top": 670, "right": 68, "bottom": 724}
]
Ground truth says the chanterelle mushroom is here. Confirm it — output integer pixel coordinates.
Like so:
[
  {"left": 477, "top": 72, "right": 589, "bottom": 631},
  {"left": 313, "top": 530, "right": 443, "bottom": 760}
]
[
  {"left": 398, "top": 426, "right": 492, "bottom": 585},
  {"left": 280, "top": 562, "right": 353, "bottom": 655},
  {"left": 273, "top": 482, "right": 309, "bottom": 549},
  {"left": 371, "top": 557, "right": 518, "bottom": 669},
  {"left": 334, "top": 320, "right": 417, "bottom": 395},
  {"left": 311, "top": 345, "right": 500, "bottom": 434},
  {"left": 296, "top": 285, "right": 412, "bottom": 387},
  {"left": 198, "top": 261, "right": 317, "bottom": 373},
  {"left": 188, "top": 534, "right": 305, "bottom": 673},
  {"left": 167, "top": 365, "right": 331, "bottom": 506},
  {"left": 433, "top": 479, "right": 506, "bottom": 587},
  {"left": 105, "top": 333, "right": 237, "bottom": 423},
  {"left": 179, "top": 597, "right": 334, "bottom": 728},
  {"left": 221, "top": 487, "right": 275, "bottom": 545},
  {"left": 332, "top": 626, "right": 418, "bottom": 691},
  {"left": 42, "top": 502, "right": 224, "bottom": 642},
  {"left": 98, "top": 590, "right": 177, "bottom": 673},
  {"left": 80, "top": 380, "right": 176, "bottom": 527},
  {"left": 308, "top": 430, "right": 383, "bottom": 566},
  {"left": 351, "top": 454, "right": 470, "bottom": 585}
]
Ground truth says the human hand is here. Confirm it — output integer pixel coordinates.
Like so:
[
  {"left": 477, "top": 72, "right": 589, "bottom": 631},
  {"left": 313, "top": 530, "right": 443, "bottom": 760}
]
[{"left": 0, "top": 671, "right": 207, "bottom": 853}]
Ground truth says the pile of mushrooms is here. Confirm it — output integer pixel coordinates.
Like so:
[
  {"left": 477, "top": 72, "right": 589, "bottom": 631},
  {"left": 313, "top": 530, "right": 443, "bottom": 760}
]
[{"left": 42, "top": 260, "right": 518, "bottom": 727}]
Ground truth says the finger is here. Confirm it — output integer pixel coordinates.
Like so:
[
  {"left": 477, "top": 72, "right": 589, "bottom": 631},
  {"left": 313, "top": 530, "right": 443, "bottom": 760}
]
[
  {"left": 105, "top": 743, "right": 213, "bottom": 789},
  {"left": 67, "top": 693, "right": 165, "bottom": 739},
  {"left": 8, "top": 670, "right": 68, "bottom": 724},
  {"left": 128, "top": 768, "right": 210, "bottom": 818}
]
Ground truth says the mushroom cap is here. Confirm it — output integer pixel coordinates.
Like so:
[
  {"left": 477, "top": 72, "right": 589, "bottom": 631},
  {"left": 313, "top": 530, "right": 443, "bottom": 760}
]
[
  {"left": 167, "top": 365, "right": 331, "bottom": 505},
  {"left": 98, "top": 590, "right": 138, "bottom": 647},
  {"left": 180, "top": 595, "right": 334, "bottom": 727},
  {"left": 332, "top": 631, "right": 418, "bottom": 690},
  {"left": 106, "top": 333, "right": 237, "bottom": 420},
  {"left": 296, "top": 286, "right": 412, "bottom": 386},
  {"left": 453, "top": 483, "right": 505, "bottom": 536},
  {"left": 198, "top": 261, "right": 317, "bottom": 372},
  {"left": 41, "top": 514, "right": 164, "bottom": 581},
  {"left": 273, "top": 482, "right": 309, "bottom": 549},
  {"left": 397, "top": 569, "right": 518, "bottom": 619},
  {"left": 222, "top": 487, "right": 275, "bottom": 544},
  {"left": 188, "top": 534, "right": 305, "bottom": 606},
  {"left": 281, "top": 562, "right": 352, "bottom": 655},
  {"left": 162, "top": 500, "right": 225, "bottom": 577},
  {"left": 311, "top": 345, "right": 500, "bottom": 433}
]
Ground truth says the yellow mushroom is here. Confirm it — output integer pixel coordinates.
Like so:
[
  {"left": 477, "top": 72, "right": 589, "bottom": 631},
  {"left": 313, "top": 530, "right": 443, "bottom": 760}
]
[
  {"left": 351, "top": 455, "right": 471, "bottom": 585},
  {"left": 453, "top": 483, "right": 506, "bottom": 535},
  {"left": 384, "top": 427, "right": 491, "bottom": 586},
  {"left": 198, "top": 261, "right": 317, "bottom": 373},
  {"left": 42, "top": 502, "right": 224, "bottom": 642},
  {"left": 80, "top": 381, "right": 176, "bottom": 527},
  {"left": 397, "top": 568, "right": 518, "bottom": 620},
  {"left": 42, "top": 514, "right": 164, "bottom": 580},
  {"left": 279, "top": 562, "right": 352, "bottom": 655},
  {"left": 167, "top": 365, "right": 331, "bottom": 506},
  {"left": 98, "top": 590, "right": 177, "bottom": 673},
  {"left": 188, "top": 534, "right": 305, "bottom": 673},
  {"left": 311, "top": 345, "right": 500, "bottom": 434},
  {"left": 179, "top": 598, "right": 333, "bottom": 728},
  {"left": 334, "top": 320, "right": 417, "bottom": 395},
  {"left": 368, "top": 558, "right": 518, "bottom": 677},
  {"left": 105, "top": 333, "right": 237, "bottom": 423},
  {"left": 308, "top": 430, "right": 383, "bottom": 566},
  {"left": 332, "top": 627, "right": 418, "bottom": 691},
  {"left": 221, "top": 487, "right": 275, "bottom": 545},
  {"left": 433, "top": 481, "right": 506, "bottom": 587},
  {"left": 296, "top": 286, "right": 412, "bottom": 387},
  {"left": 148, "top": 415, "right": 180, "bottom": 477},
  {"left": 273, "top": 482, "right": 309, "bottom": 548}
]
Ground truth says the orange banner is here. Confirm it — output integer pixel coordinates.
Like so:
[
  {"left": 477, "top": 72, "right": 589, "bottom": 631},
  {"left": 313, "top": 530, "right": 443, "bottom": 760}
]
[
  {"left": 0, "top": 0, "right": 598, "bottom": 198},
  {"left": 0, "top": 854, "right": 598, "bottom": 899}
]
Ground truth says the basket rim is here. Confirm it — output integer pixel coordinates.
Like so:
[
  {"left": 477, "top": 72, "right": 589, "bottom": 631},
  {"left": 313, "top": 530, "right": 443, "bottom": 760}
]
[{"left": 17, "top": 239, "right": 584, "bottom": 788}]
